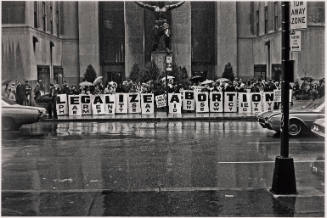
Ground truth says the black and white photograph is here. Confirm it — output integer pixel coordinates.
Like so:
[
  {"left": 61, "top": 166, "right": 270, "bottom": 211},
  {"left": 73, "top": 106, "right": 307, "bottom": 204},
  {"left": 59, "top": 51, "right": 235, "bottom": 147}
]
[{"left": 1, "top": 0, "right": 325, "bottom": 216}]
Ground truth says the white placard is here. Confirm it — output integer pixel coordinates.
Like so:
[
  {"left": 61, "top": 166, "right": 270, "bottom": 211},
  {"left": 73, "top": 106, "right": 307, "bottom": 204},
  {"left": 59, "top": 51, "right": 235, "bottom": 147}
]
[
  {"left": 210, "top": 92, "right": 223, "bottom": 113},
  {"left": 263, "top": 92, "right": 274, "bottom": 111},
  {"left": 238, "top": 92, "right": 251, "bottom": 114},
  {"left": 168, "top": 93, "right": 182, "bottom": 114},
  {"left": 56, "top": 94, "right": 68, "bottom": 115},
  {"left": 80, "top": 94, "right": 92, "bottom": 115},
  {"left": 251, "top": 92, "right": 264, "bottom": 114},
  {"left": 155, "top": 94, "right": 167, "bottom": 108},
  {"left": 274, "top": 89, "right": 281, "bottom": 102},
  {"left": 128, "top": 93, "right": 141, "bottom": 113},
  {"left": 195, "top": 92, "right": 209, "bottom": 113},
  {"left": 182, "top": 90, "right": 195, "bottom": 111},
  {"left": 141, "top": 93, "right": 154, "bottom": 114},
  {"left": 91, "top": 95, "right": 105, "bottom": 115},
  {"left": 290, "top": 31, "right": 301, "bottom": 52},
  {"left": 103, "top": 94, "right": 116, "bottom": 114},
  {"left": 68, "top": 95, "right": 81, "bottom": 116},
  {"left": 224, "top": 92, "right": 237, "bottom": 112},
  {"left": 115, "top": 93, "right": 128, "bottom": 114},
  {"left": 290, "top": 1, "right": 307, "bottom": 30}
]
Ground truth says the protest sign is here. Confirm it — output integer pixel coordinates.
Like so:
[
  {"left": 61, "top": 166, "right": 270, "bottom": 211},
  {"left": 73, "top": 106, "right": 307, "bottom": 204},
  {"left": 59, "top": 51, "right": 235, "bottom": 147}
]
[
  {"left": 80, "top": 94, "right": 92, "bottom": 115},
  {"left": 128, "top": 93, "right": 141, "bottom": 113},
  {"left": 155, "top": 94, "right": 167, "bottom": 108},
  {"left": 168, "top": 93, "right": 182, "bottom": 114},
  {"left": 251, "top": 92, "right": 264, "bottom": 113},
  {"left": 68, "top": 95, "right": 81, "bottom": 116},
  {"left": 224, "top": 92, "right": 237, "bottom": 112},
  {"left": 210, "top": 92, "right": 223, "bottom": 113},
  {"left": 141, "top": 93, "right": 154, "bottom": 114},
  {"left": 238, "top": 92, "right": 251, "bottom": 113},
  {"left": 182, "top": 90, "right": 195, "bottom": 111},
  {"left": 115, "top": 93, "right": 128, "bottom": 114},
  {"left": 103, "top": 94, "right": 116, "bottom": 114},
  {"left": 195, "top": 92, "right": 209, "bottom": 113},
  {"left": 91, "top": 95, "right": 105, "bottom": 115},
  {"left": 263, "top": 92, "right": 274, "bottom": 111},
  {"left": 56, "top": 94, "right": 68, "bottom": 115}
]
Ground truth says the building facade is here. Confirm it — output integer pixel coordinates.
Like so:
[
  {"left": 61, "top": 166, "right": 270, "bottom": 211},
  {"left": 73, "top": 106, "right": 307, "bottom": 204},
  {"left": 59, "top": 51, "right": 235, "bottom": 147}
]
[{"left": 2, "top": 1, "right": 325, "bottom": 89}]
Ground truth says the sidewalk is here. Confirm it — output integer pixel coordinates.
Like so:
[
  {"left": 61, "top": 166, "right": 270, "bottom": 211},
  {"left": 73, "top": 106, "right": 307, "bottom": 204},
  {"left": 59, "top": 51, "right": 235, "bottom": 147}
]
[{"left": 43, "top": 112, "right": 257, "bottom": 122}]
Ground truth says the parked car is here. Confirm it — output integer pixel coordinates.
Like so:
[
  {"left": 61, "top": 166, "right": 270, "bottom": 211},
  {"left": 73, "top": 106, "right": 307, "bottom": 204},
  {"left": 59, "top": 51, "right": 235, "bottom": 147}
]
[
  {"left": 257, "top": 103, "right": 325, "bottom": 137},
  {"left": 311, "top": 118, "right": 325, "bottom": 138},
  {"left": 2, "top": 98, "right": 47, "bottom": 130}
]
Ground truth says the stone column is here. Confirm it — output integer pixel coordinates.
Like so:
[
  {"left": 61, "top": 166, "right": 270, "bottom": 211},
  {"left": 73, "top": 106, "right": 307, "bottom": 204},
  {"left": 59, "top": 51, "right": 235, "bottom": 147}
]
[
  {"left": 78, "top": 2, "right": 100, "bottom": 77},
  {"left": 171, "top": 2, "right": 192, "bottom": 77},
  {"left": 124, "top": 2, "right": 145, "bottom": 78},
  {"left": 216, "top": 2, "right": 238, "bottom": 77}
]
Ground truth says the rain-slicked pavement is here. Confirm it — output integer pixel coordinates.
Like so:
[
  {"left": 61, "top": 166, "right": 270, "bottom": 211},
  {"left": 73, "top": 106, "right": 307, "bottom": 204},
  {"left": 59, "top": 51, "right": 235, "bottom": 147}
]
[{"left": 2, "top": 121, "right": 324, "bottom": 216}]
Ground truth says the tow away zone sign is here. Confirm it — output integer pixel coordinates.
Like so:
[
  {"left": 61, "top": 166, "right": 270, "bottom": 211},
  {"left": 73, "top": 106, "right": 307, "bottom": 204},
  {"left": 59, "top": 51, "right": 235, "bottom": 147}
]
[{"left": 290, "top": 1, "right": 307, "bottom": 30}]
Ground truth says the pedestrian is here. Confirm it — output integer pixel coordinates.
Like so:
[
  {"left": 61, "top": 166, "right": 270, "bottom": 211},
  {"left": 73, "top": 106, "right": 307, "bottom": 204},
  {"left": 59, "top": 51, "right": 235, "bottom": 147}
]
[
  {"left": 48, "top": 83, "right": 58, "bottom": 119},
  {"left": 34, "top": 81, "right": 42, "bottom": 103},
  {"left": 24, "top": 80, "right": 32, "bottom": 105},
  {"left": 15, "top": 81, "right": 25, "bottom": 105}
]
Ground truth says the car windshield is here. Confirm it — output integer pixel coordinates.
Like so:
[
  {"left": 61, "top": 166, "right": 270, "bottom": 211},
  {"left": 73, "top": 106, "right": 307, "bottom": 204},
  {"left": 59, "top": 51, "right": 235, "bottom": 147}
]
[{"left": 312, "top": 103, "right": 325, "bottom": 113}]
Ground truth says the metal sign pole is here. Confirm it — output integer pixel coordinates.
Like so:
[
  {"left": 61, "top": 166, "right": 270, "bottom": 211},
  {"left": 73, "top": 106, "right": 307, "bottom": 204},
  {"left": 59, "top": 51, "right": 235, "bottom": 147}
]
[{"left": 271, "top": 1, "right": 297, "bottom": 195}]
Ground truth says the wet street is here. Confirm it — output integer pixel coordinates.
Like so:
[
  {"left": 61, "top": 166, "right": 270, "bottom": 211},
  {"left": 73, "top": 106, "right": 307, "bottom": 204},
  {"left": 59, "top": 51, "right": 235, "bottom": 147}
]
[{"left": 2, "top": 121, "right": 324, "bottom": 216}]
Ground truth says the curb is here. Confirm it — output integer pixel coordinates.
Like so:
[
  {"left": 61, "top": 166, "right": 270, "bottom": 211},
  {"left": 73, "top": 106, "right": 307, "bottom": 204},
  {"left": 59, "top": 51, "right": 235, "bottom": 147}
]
[{"left": 41, "top": 116, "right": 257, "bottom": 122}]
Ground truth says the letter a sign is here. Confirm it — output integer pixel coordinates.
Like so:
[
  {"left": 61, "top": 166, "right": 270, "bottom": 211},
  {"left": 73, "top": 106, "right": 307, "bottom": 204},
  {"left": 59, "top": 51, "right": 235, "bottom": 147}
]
[{"left": 290, "top": 1, "right": 307, "bottom": 30}]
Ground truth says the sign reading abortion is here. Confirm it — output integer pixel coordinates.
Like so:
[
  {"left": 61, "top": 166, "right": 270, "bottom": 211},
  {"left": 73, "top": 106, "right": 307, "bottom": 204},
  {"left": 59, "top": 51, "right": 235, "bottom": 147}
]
[
  {"left": 141, "top": 94, "right": 154, "bottom": 114},
  {"left": 128, "top": 93, "right": 141, "bottom": 113},
  {"left": 168, "top": 93, "right": 182, "bottom": 114},
  {"left": 182, "top": 90, "right": 195, "bottom": 111},
  {"left": 68, "top": 95, "right": 81, "bottom": 116},
  {"left": 238, "top": 92, "right": 251, "bottom": 114},
  {"left": 196, "top": 92, "right": 209, "bottom": 113},
  {"left": 115, "top": 93, "right": 128, "bottom": 114},
  {"left": 210, "top": 92, "right": 223, "bottom": 113},
  {"left": 224, "top": 92, "right": 237, "bottom": 112},
  {"left": 56, "top": 94, "right": 68, "bottom": 115}
]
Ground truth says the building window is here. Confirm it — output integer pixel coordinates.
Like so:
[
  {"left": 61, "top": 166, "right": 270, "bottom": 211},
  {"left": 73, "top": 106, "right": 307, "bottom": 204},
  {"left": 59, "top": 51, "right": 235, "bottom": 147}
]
[
  {"left": 42, "top": 2, "right": 46, "bottom": 31},
  {"left": 50, "top": 4, "right": 53, "bottom": 34},
  {"left": 34, "top": 2, "right": 38, "bottom": 28},
  {"left": 264, "top": 6, "right": 268, "bottom": 34},
  {"left": 256, "top": 10, "right": 259, "bottom": 36},
  {"left": 55, "top": 3, "right": 59, "bottom": 36},
  {"left": 274, "top": 2, "right": 278, "bottom": 31}
]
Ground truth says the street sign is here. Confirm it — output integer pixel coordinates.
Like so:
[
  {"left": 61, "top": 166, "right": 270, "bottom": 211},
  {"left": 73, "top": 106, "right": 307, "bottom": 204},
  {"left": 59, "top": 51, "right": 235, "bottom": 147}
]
[
  {"left": 290, "top": 1, "right": 307, "bottom": 30},
  {"left": 290, "top": 31, "right": 301, "bottom": 52}
]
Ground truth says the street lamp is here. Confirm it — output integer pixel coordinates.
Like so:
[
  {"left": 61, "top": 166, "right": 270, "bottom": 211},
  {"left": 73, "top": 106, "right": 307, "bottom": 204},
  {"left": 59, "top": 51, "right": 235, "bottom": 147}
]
[{"left": 271, "top": 2, "right": 297, "bottom": 195}]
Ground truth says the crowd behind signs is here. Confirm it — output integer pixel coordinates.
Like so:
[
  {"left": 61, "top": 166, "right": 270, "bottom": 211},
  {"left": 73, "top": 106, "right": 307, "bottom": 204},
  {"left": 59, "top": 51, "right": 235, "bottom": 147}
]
[{"left": 55, "top": 89, "right": 290, "bottom": 116}]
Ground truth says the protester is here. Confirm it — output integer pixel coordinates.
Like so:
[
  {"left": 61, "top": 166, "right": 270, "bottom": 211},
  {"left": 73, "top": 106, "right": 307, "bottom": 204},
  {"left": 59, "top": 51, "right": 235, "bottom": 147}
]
[
  {"left": 24, "top": 81, "right": 32, "bottom": 105},
  {"left": 15, "top": 81, "right": 25, "bottom": 105}
]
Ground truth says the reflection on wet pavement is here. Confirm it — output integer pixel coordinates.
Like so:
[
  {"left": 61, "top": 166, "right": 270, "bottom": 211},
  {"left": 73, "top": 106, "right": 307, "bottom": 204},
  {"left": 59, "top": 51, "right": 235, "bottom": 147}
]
[{"left": 2, "top": 121, "right": 324, "bottom": 216}]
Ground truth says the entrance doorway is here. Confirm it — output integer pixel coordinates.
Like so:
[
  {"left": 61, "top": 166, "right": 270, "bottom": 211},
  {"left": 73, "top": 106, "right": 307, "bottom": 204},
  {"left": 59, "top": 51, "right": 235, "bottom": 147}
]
[{"left": 37, "top": 65, "right": 50, "bottom": 93}]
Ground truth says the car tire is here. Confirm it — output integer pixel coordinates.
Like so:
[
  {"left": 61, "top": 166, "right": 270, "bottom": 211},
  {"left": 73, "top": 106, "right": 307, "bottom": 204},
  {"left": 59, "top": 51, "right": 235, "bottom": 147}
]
[
  {"left": 288, "top": 120, "right": 304, "bottom": 137},
  {"left": 2, "top": 117, "right": 19, "bottom": 131}
]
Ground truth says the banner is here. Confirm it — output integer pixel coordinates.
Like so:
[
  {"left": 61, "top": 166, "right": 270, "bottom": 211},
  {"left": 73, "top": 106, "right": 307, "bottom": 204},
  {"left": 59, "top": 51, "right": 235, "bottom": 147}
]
[
  {"left": 238, "top": 92, "right": 251, "bottom": 114},
  {"left": 103, "top": 94, "right": 116, "bottom": 114},
  {"left": 56, "top": 94, "right": 68, "bottom": 115},
  {"left": 251, "top": 92, "right": 264, "bottom": 113},
  {"left": 128, "top": 93, "right": 141, "bottom": 113},
  {"left": 80, "top": 94, "right": 92, "bottom": 115},
  {"left": 196, "top": 92, "right": 209, "bottom": 113},
  {"left": 182, "top": 90, "right": 195, "bottom": 111},
  {"left": 168, "top": 93, "right": 182, "bottom": 114},
  {"left": 263, "top": 92, "right": 274, "bottom": 111},
  {"left": 155, "top": 94, "right": 167, "bottom": 108},
  {"left": 141, "top": 93, "right": 154, "bottom": 114},
  {"left": 210, "top": 92, "right": 223, "bottom": 113},
  {"left": 68, "top": 95, "right": 81, "bottom": 116},
  {"left": 115, "top": 93, "right": 128, "bottom": 114},
  {"left": 91, "top": 95, "right": 105, "bottom": 115},
  {"left": 224, "top": 92, "right": 237, "bottom": 112}
]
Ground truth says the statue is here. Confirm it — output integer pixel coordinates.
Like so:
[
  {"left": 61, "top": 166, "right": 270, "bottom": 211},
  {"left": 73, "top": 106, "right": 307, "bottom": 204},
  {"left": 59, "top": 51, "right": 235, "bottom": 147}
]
[{"left": 135, "top": 1, "right": 184, "bottom": 53}]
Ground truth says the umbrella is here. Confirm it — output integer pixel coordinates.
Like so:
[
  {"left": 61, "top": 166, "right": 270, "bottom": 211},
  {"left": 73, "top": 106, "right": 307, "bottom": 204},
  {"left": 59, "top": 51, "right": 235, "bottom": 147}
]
[
  {"left": 79, "top": 81, "right": 93, "bottom": 87},
  {"left": 93, "top": 76, "right": 103, "bottom": 85},
  {"left": 190, "top": 75, "right": 204, "bottom": 82},
  {"left": 200, "top": 79, "right": 214, "bottom": 85},
  {"left": 161, "top": 76, "right": 175, "bottom": 81},
  {"left": 216, "top": 78, "right": 230, "bottom": 83}
]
